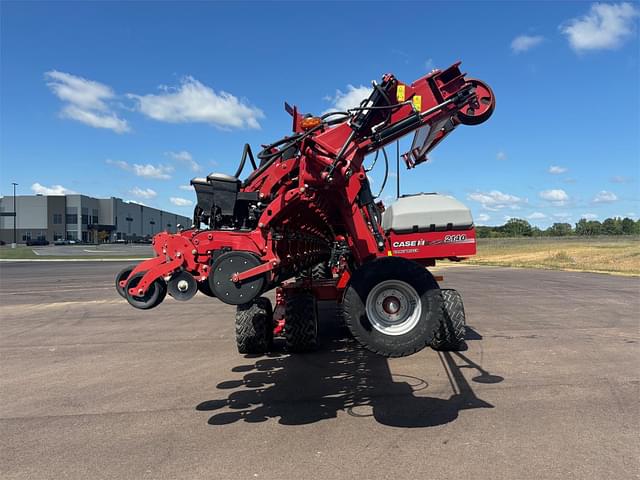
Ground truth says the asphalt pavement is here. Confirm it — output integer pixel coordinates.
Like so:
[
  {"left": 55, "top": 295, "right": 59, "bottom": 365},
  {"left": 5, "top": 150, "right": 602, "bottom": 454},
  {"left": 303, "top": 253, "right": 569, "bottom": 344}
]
[{"left": 0, "top": 262, "right": 638, "bottom": 479}]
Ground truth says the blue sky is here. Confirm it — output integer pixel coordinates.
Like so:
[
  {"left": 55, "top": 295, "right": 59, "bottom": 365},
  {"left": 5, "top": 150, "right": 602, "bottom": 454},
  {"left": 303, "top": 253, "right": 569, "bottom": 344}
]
[{"left": 1, "top": 1, "right": 638, "bottom": 227}]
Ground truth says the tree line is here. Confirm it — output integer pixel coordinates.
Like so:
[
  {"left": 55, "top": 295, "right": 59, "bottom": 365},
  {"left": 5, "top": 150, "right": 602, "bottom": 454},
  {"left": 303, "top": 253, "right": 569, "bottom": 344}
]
[{"left": 476, "top": 217, "right": 640, "bottom": 238}]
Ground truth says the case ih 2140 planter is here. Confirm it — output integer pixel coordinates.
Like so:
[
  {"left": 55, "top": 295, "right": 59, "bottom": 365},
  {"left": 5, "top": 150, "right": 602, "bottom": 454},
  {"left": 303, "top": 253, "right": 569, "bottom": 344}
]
[{"left": 115, "top": 62, "right": 495, "bottom": 357}]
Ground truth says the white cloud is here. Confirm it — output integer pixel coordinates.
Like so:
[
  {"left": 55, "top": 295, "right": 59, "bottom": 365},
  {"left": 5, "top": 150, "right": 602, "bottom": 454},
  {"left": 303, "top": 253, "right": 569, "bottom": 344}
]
[
  {"left": 476, "top": 213, "right": 490, "bottom": 222},
  {"left": 129, "top": 187, "right": 157, "bottom": 199},
  {"left": 106, "top": 159, "right": 173, "bottom": 180},
  {"left": 133, "top": 164, "right": 173, "bottom": 179},
  {"left": 467, "top": 190, "right": 526, "bottom": 211},
  {"left": 548, "top": 165, "right": 568, "bottom": 174},
  {"left": 105, "top": 159, "right": 128, "bottom": 170},
  {"left": 511, "top": 34, "right": 545, "bottom": 53},
  {"left": 169, "top": 197, "right": 193, "bottom": 207},
  {"left": 539, "top": 189, "right": 569, "bottom": 205},
  {"left": 45, "top": 70, "right": 130, "bottom": 133},
  {"left": 496, "top": 151, "right": 507, "bottom": 161},
  {"left": 179, "top": 184, "right": 194, "bottom": 191},
  {"left": 528, "top": 212, "right": 547, "bottom": 220},
  {"left": 166, "top": 150, "right": 201, "bottom": 172},
  {"left": 61, "top": 106, "right": 130, "bottom": 133},
  {"left": 610, "top": 175, "right": 632, "bottom": 183},
  {"left": 593, "top": 190, "right": 618, "bottom": 203},
  {"left": 581, "top": 213, "right": 598, "bottom": 220},
  {"left": 31, "top": 182, "right": 76, "bottom": 195},
  {"left": 324, "top": 85, "right": 373, "bottom": 113},
  {"left": 560, "top": 2, "right": 639, "bottom": 52},
  {"left": 129, "top": 77, "right": 264, "bottom": 129}
]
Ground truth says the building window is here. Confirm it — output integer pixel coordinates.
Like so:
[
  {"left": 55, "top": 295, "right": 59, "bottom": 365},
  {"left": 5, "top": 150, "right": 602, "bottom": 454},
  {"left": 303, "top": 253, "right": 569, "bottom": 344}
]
[
  {"left": 81, "top": 207, "right": 89, "bottom": 225},
  {"left": 53, "top": 213, "right": 62, "bottom": 224},
  {"left": 66, "top": 214, "right": 78, "bottom": 224},
  {"left": 92, "top": 209, "right": 99, "bottom": 224},
  {"left": 22, "top": 232, "right": 31, "bottom": 241}
]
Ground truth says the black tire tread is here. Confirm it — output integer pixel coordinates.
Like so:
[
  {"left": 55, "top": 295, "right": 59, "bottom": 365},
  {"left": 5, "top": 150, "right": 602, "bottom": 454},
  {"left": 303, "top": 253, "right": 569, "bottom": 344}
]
[
  {"left": 284, "top": 293, "right": 318, "bottom": 353},
  {"left": 298, "top": 262, "right": 333, "bottom": 281},
  {"left": 235, "top": 297, "right": 273, "bottom": 354},
  {"left": 431, "top": 288, "right": 466, "bottom": 351},
  {"left": 311, "top": 262, "right": 332, "bottom": 280}
]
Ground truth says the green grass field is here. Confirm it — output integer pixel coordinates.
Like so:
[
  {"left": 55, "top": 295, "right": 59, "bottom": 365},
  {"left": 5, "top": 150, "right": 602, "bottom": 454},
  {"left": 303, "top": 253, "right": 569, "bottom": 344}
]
[{"left": 468, "top": 236, "right": 640, "bottom": 276}]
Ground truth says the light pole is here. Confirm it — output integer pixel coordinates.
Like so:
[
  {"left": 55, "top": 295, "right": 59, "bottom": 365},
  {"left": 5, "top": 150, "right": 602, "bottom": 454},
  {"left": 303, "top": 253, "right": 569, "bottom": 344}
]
[{"left": 11, "top": 182, "right": 18, "bottom": 248}]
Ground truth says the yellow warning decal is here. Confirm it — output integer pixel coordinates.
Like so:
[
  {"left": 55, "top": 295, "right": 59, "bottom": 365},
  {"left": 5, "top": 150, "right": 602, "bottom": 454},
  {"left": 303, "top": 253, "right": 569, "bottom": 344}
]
[
  {"left": 396, "top": 85, "right": 405, "bottom": 102},
  {"left": 412, "top": 95, "right": 422, "bottom": 112},
  {"left": 387, "top": 250, "right": 393, "bottom": 256}
]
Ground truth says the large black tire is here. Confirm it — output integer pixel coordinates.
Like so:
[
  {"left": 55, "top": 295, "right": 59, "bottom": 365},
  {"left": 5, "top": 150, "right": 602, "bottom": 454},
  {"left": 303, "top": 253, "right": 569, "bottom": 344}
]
[
  {"left": 431, "top": 289, "right": 467, "bottom": 351},
  {"left": 284, "top": 292, "right": 318, "bottom": 353},
  {"left": 343, "top": 257, "right": 441, "bottom": 357},
  {"left": 235, "top": 297, "right": 273, "bottom": 354}
]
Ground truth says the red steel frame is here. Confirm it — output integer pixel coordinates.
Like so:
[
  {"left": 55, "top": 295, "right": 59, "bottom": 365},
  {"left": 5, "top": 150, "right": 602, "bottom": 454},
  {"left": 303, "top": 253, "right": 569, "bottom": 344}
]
[{"left": 119, "top": 62, "right": 494, "bottom": 303}]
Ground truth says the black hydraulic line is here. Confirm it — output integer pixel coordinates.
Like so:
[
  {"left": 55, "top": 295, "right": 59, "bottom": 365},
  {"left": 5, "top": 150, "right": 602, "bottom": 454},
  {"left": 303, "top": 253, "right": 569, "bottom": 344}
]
[
  {"left": 247, "top": 122, "right": 329, "bottom": 185},
  {"left": 257, "top": 133, "right": 304, "bottom": 162},
  {"left": 365, "top": 150, "right": 379, "bottom": 172},
  {"left": 233, "top": 143, "right": 257, "bottom": 179},
  {"left": 347, "top": 100, "right": 412, "bottom": 112},
  {"left": 373, "top": 147, "right": 388, "bottom": 199},
  {"left": 320, "top": 111, "right": 350, "bottom": 120}
]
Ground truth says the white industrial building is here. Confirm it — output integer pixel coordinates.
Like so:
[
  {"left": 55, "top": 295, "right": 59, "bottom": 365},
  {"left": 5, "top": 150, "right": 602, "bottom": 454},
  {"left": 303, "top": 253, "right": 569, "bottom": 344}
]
[{"left": 0, "top": 194, "right": 192, "bottom": 244}]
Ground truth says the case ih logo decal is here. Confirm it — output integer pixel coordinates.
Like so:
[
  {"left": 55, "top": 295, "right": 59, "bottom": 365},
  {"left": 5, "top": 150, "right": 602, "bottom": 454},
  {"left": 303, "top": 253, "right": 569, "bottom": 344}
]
[
  {"left": 393, "top": 239, "right": 428, "bottom": 248},
  {"left": 392, "top": 234, "right": 471, "bottom": 248}
]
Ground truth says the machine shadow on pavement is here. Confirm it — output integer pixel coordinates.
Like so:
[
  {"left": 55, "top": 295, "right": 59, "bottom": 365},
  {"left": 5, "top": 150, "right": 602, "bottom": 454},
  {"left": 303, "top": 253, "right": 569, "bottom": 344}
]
[{"left": 197, "top": 304, "right": 503, "bottom": 428}]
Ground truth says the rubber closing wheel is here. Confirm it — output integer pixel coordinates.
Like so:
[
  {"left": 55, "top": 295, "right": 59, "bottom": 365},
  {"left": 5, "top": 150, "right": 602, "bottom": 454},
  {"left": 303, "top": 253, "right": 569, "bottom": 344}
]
[
  {"left": 115, "top": 264, "right": 136, "bottom": 298},
  {"left": 342, "top": 257, "right": 441, "bottom": 357},
  {"left": 125, "top": 271, "right": 167, "bottom": 310},
  {"left": 457, "top": 79, "right": 495, "bottom": 126},
  {"left": 209, "top": 251, "right": 266, "bottom": 305}
]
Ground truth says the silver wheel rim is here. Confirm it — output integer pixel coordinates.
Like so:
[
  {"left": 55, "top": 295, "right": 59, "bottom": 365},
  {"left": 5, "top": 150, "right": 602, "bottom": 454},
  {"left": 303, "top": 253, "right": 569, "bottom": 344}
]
[{"left": 365, "top": 280, "right": 422, "bottom": 336}]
